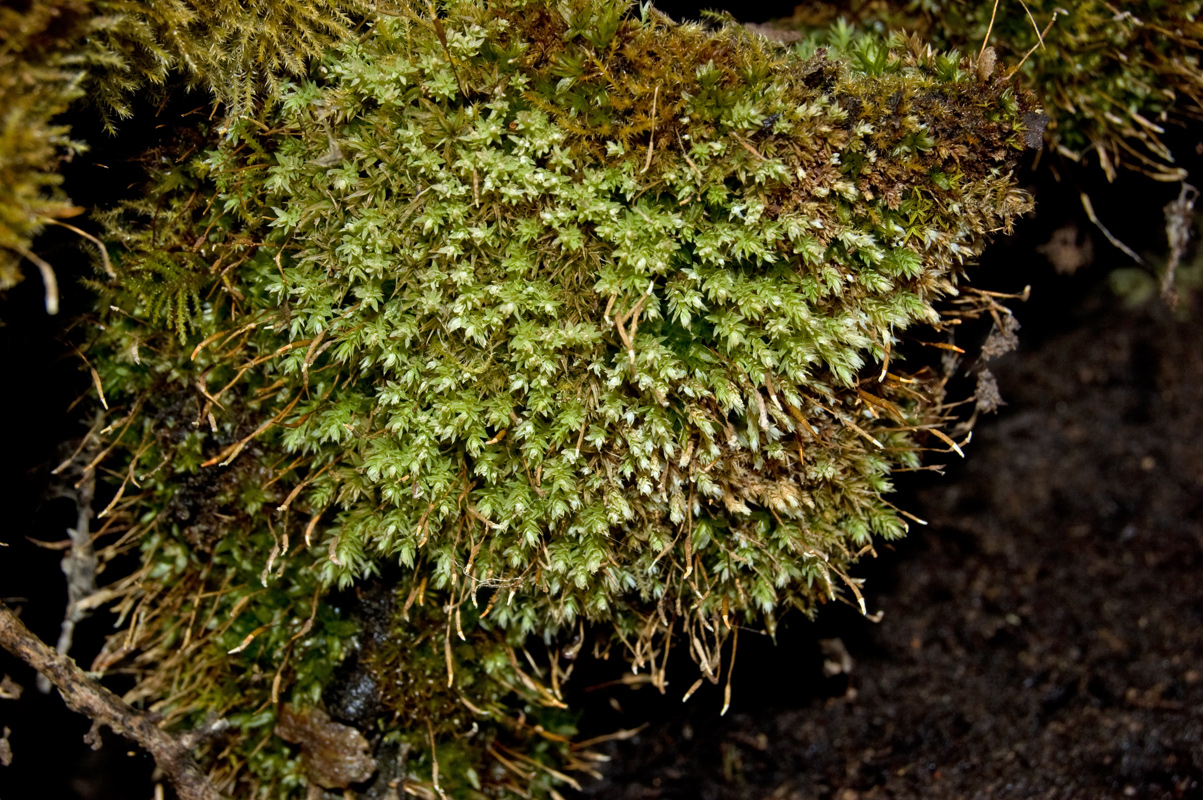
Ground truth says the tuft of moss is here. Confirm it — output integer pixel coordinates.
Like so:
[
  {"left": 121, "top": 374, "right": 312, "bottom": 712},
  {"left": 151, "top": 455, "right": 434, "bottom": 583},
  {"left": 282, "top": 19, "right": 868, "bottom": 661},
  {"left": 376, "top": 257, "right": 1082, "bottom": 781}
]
[
  {"left": 773, "top": 0, "right": 1203, "bottom": 182},
  {"left": 80, "top": 1, "right": 1035, "bottom": 796},
  {"left": 1, "top": 0, "right": 379, "bottom": 306},
  {"left": 0, "top": 0, "right": 90, "bottom": 300}
]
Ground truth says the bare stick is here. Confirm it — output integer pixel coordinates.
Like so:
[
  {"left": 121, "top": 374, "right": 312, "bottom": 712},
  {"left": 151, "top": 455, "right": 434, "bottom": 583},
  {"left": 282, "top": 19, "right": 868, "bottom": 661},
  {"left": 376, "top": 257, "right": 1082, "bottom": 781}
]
[{"left": 0, "top": 602, "right": 222, "bottom": 800}]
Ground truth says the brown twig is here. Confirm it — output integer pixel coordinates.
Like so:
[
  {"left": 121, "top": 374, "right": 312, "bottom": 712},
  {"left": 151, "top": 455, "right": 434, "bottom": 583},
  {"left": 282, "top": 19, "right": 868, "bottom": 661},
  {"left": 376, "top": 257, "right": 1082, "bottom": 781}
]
[{"left": 0, "top": 602, "right": 222, "bottom": 800}]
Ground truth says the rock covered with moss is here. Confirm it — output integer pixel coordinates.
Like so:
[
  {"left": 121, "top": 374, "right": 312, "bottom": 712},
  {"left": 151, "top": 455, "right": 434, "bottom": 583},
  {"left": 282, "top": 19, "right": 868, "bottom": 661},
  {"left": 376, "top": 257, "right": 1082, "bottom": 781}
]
[{"left": 83, "top": 1, "right": 1035, "bottom": 796}]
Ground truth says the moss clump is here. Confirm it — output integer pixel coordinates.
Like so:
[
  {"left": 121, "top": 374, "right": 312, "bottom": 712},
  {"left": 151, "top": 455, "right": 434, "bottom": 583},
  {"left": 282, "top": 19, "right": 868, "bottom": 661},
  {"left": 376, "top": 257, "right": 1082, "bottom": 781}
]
[
  {"left": 774, "top": 0, "right": 1203, "bottom": 181},
  {"left": 1, "top": 0, "right": 379, "bottom": 305},
  {"left": 81, "top": 1, "right": 1035, "bottom": 796},
  {"left": 0, "top": 0, "right": 90, "bottom": 300}
]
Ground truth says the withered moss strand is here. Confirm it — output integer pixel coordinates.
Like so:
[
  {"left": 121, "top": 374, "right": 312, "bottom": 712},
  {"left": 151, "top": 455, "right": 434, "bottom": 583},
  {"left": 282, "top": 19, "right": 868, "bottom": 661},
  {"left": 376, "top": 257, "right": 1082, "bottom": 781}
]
[{"left": 79, "top": 2, "right": 1038, "bottom": 796}]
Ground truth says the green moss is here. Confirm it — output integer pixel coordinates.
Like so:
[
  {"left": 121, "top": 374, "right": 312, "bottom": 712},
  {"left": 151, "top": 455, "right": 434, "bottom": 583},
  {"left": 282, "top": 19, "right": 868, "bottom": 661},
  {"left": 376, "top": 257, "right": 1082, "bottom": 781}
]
[
  {"left": 1, "top": 0, "right": 378, "bottom": 306},
  {"left": 77, "top": 1, "right": 1037, "bottom": 796},
  {"left": 776, "top": 0, "right": 1203, "bottom": 181},
  {"left": 0, "top": 0, "right": 90, "bottom": 299}
]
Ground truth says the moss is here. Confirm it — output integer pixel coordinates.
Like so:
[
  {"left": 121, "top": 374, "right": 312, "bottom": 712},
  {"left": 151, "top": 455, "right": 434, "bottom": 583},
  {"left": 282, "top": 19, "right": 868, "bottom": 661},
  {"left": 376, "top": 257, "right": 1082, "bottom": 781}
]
[
  {"left": 773, "top": 0, "right": 1203, "bottom": 181},
  {"left": 0, "top": 0, "right": 90, "bottom": 299},
  {"left": 69, "top": 1, "right": 1038, "bottom": 797},
  {"left": 1, "top": 0, "right": 379, "bottom": 307}
]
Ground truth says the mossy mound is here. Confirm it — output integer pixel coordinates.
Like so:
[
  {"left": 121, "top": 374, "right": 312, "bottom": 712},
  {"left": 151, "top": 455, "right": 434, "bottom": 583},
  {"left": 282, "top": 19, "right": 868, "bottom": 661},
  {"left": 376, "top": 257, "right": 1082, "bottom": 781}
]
[
  {"left": 774, "top": 0, "right": 1203, "bottom": 181},
  {"left": 81, "top": 1, "right": 1035, "bottom": 796}
]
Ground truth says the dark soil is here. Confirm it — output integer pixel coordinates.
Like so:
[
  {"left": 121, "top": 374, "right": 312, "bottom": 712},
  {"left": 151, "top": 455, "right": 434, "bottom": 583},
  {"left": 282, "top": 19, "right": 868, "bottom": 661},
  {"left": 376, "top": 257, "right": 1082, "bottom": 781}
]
[{"left": 575, "top": 290, "right": 1203, "bottom": 800}]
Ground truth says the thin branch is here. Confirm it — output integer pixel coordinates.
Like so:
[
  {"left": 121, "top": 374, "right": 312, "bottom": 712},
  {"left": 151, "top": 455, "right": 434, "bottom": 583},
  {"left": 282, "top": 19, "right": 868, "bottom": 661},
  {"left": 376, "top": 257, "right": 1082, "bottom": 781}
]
[
  {"left": 37, "top": 469, "right": 98, "bottom": 694},
  {"left": 0, "top": 602, "right": 222, "bottom": 800}
]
